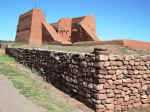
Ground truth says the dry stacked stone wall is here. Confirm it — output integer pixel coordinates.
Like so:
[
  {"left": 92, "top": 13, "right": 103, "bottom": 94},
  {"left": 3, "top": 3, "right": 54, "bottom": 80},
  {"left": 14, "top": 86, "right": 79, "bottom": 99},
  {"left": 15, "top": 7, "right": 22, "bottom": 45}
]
[
  {"left": 6, "top": 48, "right": 97, "bottom": 110},
  {"left": 6, "top": 48, "right": 150, "bottom": 112}
]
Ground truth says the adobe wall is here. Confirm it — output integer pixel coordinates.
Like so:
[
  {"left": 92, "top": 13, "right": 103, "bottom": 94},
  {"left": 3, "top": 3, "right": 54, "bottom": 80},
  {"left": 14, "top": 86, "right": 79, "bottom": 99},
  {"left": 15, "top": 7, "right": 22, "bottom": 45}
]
[
  {"left": 15, "top": 10, "right": 33, "bottom": 43},
  {"left": 122, "top": 40, "right": 150, "bottom": 50},
  {"left": 71, "top": 24, "right": 94, "bottom": 43},
  {"left": 5, "top": 48, "right": 150, "bottom": 112},
  {"left": 57, "top": 18, "right": 72, "bottom": 41},
  {"left": 73, "top": 40, "right": 150, "bottom": 50},
  {"left": 15, "top": 9, "right": 100, "bottom": 45},
  {"left": 73, "top": 40, "right": 124, "bottom": 46}
]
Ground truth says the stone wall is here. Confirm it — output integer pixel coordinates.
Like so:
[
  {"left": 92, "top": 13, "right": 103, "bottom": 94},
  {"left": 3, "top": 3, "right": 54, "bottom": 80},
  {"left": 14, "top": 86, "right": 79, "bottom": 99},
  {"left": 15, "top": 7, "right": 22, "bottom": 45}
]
[
  {"left": 6, "top": 48, "right": 97, "bottom": 110},
  {"left": 5, "top": 48, "right": 150, "bottom": 112},
  {"left": 94, "top": 54, "right": 150, "bottom": 112}
]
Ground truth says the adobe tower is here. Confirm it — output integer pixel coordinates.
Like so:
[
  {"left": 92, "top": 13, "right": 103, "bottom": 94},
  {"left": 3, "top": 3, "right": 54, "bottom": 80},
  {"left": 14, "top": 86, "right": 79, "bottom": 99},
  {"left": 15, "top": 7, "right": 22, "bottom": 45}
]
[{"left": 15, "top": 9, "right": 100, "bottom": 45}]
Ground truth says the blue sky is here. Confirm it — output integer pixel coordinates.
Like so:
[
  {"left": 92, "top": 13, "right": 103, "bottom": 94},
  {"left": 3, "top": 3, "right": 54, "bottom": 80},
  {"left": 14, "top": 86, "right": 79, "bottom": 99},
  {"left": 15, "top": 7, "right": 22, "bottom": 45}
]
[{"left": 0, "top": 0, "right": 150, "bottom": 41}]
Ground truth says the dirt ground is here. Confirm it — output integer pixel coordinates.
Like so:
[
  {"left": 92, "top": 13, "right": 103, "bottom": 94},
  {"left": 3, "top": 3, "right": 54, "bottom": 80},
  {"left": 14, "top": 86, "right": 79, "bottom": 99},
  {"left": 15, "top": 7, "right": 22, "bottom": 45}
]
[{"left": 0, "top": 74, "right": 46, "bottom": 112}]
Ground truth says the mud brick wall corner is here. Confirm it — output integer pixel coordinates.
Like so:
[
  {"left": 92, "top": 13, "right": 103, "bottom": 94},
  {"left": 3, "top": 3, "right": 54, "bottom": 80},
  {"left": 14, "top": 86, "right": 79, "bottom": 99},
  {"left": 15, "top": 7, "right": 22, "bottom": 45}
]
[{"left": 6, "top": 48, "right": 150, "bottom": 112}]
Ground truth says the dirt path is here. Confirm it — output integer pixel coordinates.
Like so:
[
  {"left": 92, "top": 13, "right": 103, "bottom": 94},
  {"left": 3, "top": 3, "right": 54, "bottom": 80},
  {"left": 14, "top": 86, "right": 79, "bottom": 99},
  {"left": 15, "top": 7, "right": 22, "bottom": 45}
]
[{"left": 0, "top": 74, "right": 46, "bottom": 112}]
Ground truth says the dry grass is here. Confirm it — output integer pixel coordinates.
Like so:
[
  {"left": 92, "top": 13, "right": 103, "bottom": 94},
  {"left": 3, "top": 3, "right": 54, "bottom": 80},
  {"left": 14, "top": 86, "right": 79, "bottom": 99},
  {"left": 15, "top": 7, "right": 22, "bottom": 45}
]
[{"left": 9, "top": 42, "right": 150, "bottom": 55}]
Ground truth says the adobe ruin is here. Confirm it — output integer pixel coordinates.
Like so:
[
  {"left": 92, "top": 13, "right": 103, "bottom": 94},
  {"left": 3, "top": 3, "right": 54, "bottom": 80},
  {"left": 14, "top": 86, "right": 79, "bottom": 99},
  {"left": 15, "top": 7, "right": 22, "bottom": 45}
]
[
  {"left": 15, "top": 9, "right": 100, "bottom": 45},
  {"left": 15, "top": 9, "right": 150, "bottom": 50}
]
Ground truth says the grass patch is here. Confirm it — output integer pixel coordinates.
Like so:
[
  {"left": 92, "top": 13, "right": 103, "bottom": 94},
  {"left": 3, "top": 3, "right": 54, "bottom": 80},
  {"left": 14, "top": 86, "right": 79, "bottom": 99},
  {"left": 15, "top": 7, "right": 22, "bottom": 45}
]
[
  {"left": 11, "top": 42, "right": 95, "bottom": 53},
  {"left": 0, "top": 54, "right": 81, "bottom": 112},
  {"left": 10, "top": 42, "right": 26, "bottom": 47},
  {"left": 10, "top": 42, "right": 150, "bottom": 55},
  {"left": 119, "top": 47, "right": 129, "bottom": 55}
]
